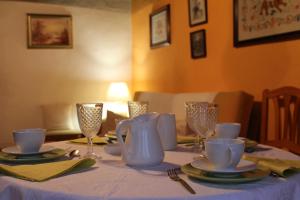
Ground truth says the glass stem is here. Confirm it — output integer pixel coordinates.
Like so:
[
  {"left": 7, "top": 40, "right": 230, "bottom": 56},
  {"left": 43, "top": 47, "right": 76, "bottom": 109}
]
[
  {"left": 87, "top": 137, "right": 93, "bottom": 155},
  {"left": 196, "top": 135, "right": 201, "bottom": 146},
  {"left": 193, "top": 135, "right": 201, "bottom": 152},
  {"left": 200, "top": 138, "right": 205, "bottom": 152}
]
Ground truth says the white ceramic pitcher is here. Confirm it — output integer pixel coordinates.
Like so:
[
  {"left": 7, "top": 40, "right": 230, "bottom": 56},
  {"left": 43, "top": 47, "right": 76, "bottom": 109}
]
[
  {"left": 116, "top": 113, "right": 165, "bottom": 166},
  {"left": 157, "top": 113, "right": 177, "bottom": 150}
]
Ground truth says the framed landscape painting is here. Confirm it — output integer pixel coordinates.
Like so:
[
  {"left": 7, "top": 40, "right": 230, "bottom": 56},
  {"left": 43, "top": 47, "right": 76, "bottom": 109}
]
[
  {"left": 150, "top": 5, "right": 171, "bottom": 48},
  {"left": 188, "top": 0, "right": 208, "bottom": 27},
  {"left": 190, "top": 29, "right": 206, "bottom": 59},
  {"left": 234, "top": 0, "right": 300, "bottom": 47},
  {"left": 27, "top": 14, "right": 73, "bottom": 48}
]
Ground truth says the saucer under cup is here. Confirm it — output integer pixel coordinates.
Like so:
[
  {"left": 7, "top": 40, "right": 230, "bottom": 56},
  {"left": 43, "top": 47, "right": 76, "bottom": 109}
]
[
  {"left": 191, "top": 159, "right": 256, "bottom": 174},
  {"left": 2, "top": 145, "right": 54, "bottom": 156}
]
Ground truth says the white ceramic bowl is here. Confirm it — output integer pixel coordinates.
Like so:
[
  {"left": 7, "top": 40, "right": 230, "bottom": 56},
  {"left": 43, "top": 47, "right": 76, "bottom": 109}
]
[
  {"left": 13, "top": 128, "right": 45, "bottom": 153},
  {"left": 215, "top": 123, "right": 241, "bottom": 139}
]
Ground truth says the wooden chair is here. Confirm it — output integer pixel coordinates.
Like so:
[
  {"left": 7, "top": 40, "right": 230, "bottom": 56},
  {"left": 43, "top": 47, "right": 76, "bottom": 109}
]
[{"left": 260, "top": 86, "right": 300, "bottom": 155}]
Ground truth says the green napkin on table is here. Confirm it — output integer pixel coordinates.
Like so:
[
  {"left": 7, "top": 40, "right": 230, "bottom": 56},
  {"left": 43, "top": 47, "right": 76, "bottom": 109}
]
[
  {"left": 244, "top": 155, "right": 300, "bottom": 177},
  {"left": 0, "top": 158, "right": 96, "bottom": 182},
  {"left": 70, "top": 136, "right": 108, "bottom": 144}
]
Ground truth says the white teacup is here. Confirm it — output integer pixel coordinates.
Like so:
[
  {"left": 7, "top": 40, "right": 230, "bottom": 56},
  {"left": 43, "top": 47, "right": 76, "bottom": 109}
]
[
  {"left": 157, "top": 113, "right": 177, "bottom": 150},
  {"left": 205, "top": 138, "right": 245, "bottom": 170},
  {"left": 13, "top": 128, "right": 45, "bottom": 153},
  {"left": 215, "top": 123, "right": 241, "bottom": 139}
]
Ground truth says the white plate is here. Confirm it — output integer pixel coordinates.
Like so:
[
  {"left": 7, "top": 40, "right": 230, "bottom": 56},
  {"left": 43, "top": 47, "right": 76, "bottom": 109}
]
[
  {"left": 1, "top": 145, "right": 55, "bottom": 156},
  {"left": 191, "top": 159, "right": 256, "bottom": 174}
]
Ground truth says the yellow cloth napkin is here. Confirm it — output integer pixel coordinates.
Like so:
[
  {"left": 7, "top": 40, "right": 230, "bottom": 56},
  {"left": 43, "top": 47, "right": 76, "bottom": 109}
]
[
  {"left": 241, "top": 138, "right": 258, "bottom": 149},
  {"left": 176, "top": 135, "right": 196, "bottom": 144},
  {"left": 70, "top": 136, "right": 108, "bottom": 144},
  {"left": 176, "top": 136, "right": 257, "bottom": 148},
  {"left": 0, "top": 158, "right": 96, "bottom": 182},
  {"left": 244, "top": 155, "right": 300, "bottom": 177}
]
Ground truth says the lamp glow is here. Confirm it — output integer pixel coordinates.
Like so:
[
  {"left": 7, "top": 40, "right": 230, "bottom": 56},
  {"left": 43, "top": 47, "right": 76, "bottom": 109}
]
[
  {"left": 107, "top": 82, "right": 130, "bottom": 101},
  {"left": 105, "top": 82, "right": 130, "bottom": 118}
]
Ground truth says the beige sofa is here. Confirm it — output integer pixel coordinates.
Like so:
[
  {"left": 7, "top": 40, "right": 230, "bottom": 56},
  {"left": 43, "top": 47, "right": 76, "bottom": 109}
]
[
  {"left": 40, "top": 90, "right": 254, "bottom": 140},
  {"left": 40, "top": 103, "right": 82, "bottom": 141},
  {"left": 133, "top": 91, "right": 254, "bottom": 137}
]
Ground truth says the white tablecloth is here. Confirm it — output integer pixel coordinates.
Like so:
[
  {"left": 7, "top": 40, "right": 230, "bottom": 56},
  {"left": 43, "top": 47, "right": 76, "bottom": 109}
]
[{"left": 0, "top": 142, "right": 299, "bottom": 200}]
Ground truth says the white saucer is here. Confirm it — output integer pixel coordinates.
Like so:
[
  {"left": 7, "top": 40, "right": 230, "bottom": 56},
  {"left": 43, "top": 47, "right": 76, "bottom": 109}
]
[
  {"left": 191, "top": 159, "right": 256, "bottom": 174},
  {"left": 1, "top": 145, "right": 55, "bottom": 156}
]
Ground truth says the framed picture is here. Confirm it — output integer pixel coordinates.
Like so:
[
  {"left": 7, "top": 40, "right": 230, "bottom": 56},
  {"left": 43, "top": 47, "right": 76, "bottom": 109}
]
[
  {"left": 190, "top": 29, "right": 206, "bottom": 58},
  {"left": 234, "top": 0, "right": 300, "bottom": 47},
  {"left": 27, "top": 14, "right": 73, "bottom": 48},
  {"left": 150, "top": 5, "right": 171, "bottom": 48},
  {"left": 188, "top": 0, "right": 208, "bottom": 27}
]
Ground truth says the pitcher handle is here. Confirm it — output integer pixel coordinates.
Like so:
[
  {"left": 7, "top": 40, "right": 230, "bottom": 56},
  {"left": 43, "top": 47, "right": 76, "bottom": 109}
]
[{"left": 116, "top": 119, "right": 131, "bottom": 148}]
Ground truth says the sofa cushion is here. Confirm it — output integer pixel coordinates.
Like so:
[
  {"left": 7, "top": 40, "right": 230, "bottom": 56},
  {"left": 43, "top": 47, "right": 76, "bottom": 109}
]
[
  {"left": 133, "top": 91, "right": 173, "bottom": 114},
  {"left": 41, "top": 103, "right": 74, "bottom": 131},
  {"left": 214, "top": 91, "right": 249, "bottom": 123},
  {"left": 172, "top": 92, "right": 217, "bottom": 121},
  {"left": 134, "top": 90, "right": 254, "bottom": 137},
  {"left": 213, "top": 91, "right": 254, "bottom": 137},
  {"left": 99, "top": 110, "right": 127, "bottom": 136}
]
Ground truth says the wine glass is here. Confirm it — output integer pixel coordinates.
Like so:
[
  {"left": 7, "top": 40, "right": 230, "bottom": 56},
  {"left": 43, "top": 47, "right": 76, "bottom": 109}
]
[
  {"left": 185, "top": 102, "right": 208, "bottom": 151},
  {"left": 76, "top": 103, "right": 103, "bottom": 159},
  {"left": 185, "top": 102, "right": 218, "bottom": 156},
  {"left": 128, "top": 101, "right": 149, "bottom": 118}
]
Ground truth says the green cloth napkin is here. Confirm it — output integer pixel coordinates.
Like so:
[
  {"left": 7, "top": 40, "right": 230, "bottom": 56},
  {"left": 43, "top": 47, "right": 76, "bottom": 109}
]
[
  {"left": 244, "top": 155, "right": 300, "bottom": 177},
  {"left": 0, "top": 149, "right": 66, "bottom": 164},
  {"left": 70, "top": 136, "right": 108, "bottom": 144},
  {"left": 0, "top": 158, "right": 96, "bottom": 182}
]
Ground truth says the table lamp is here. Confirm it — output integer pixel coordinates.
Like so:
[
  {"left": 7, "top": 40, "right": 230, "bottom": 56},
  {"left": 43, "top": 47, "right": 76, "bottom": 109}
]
[{"left": 104, "top": 82, "right": 130, "bottom": 118}]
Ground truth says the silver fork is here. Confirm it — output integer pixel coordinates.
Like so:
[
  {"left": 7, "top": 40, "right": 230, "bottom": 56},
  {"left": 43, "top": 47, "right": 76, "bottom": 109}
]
[{"left": 167, "top": 168, "right": 196, "bottom": 194}]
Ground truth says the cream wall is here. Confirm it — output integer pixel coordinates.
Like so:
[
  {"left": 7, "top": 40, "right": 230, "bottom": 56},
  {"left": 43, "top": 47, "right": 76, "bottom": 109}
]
[{"left": 0, "top": 1, "right": 131, "bottom": 147}]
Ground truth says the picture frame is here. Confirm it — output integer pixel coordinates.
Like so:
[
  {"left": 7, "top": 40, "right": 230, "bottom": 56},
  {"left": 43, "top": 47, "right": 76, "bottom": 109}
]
[
  {"left": 150, "top": 5, "right": 171, "bottom": 48},
  {"left": 234, "top": 0, "right": 300, "bottom": 47},
  {"left": 188, "top": 0, "right": 208, "bottom": 27},
  {"left": 190, "top": 29, "right": 206, "bottom": 59},
  {"left": 27, "top": 14, "right": 73, "bottom": 49}
]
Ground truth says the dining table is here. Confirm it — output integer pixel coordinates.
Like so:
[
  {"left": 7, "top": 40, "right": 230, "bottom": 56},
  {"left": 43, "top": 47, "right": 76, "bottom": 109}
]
[{"left": 0, "top": 140, "right": 299, "bottom": 200}]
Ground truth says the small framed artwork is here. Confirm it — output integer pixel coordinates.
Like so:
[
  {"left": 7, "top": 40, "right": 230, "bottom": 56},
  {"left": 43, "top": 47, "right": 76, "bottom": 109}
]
[
  {"left": 190, "top": 29, "right": 206, "bottom": 59},
  {"left": 150, "top": 5, "right": 171, "bottom": 48},
  {"left": 188, "top": 0, "right": 208, "bottom": 27},
  {"left": 234, "top": 0, "right": 300, "bottom": 47},
  {"left": 27, "top": 14, "right": 73, "bottom": 48}
]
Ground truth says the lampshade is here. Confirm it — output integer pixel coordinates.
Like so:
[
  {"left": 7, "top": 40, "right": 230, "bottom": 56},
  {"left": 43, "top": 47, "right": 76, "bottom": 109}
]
[{"left": 107, "top": 82, "right": 130, "bottom": 101}]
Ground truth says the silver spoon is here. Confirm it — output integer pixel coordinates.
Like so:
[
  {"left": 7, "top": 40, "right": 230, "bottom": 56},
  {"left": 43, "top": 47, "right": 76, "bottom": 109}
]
[
  {"left": 69, "top": 149, "right": 80, "bottom": 159},
  {"left": 193, "top": 154, "right": 207, "bottom": 161}
]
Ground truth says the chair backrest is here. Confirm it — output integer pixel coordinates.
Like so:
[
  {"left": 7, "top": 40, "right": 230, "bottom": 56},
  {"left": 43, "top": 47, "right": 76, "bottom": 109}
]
[{"left": 260, "top": 86, "right": 300, "bottom": 154}]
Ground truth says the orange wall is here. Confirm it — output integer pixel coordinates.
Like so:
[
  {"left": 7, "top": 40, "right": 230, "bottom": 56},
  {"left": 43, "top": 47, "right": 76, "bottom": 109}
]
[{"left": 132, "top": 0, "right": 300, "bottom": 100}]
